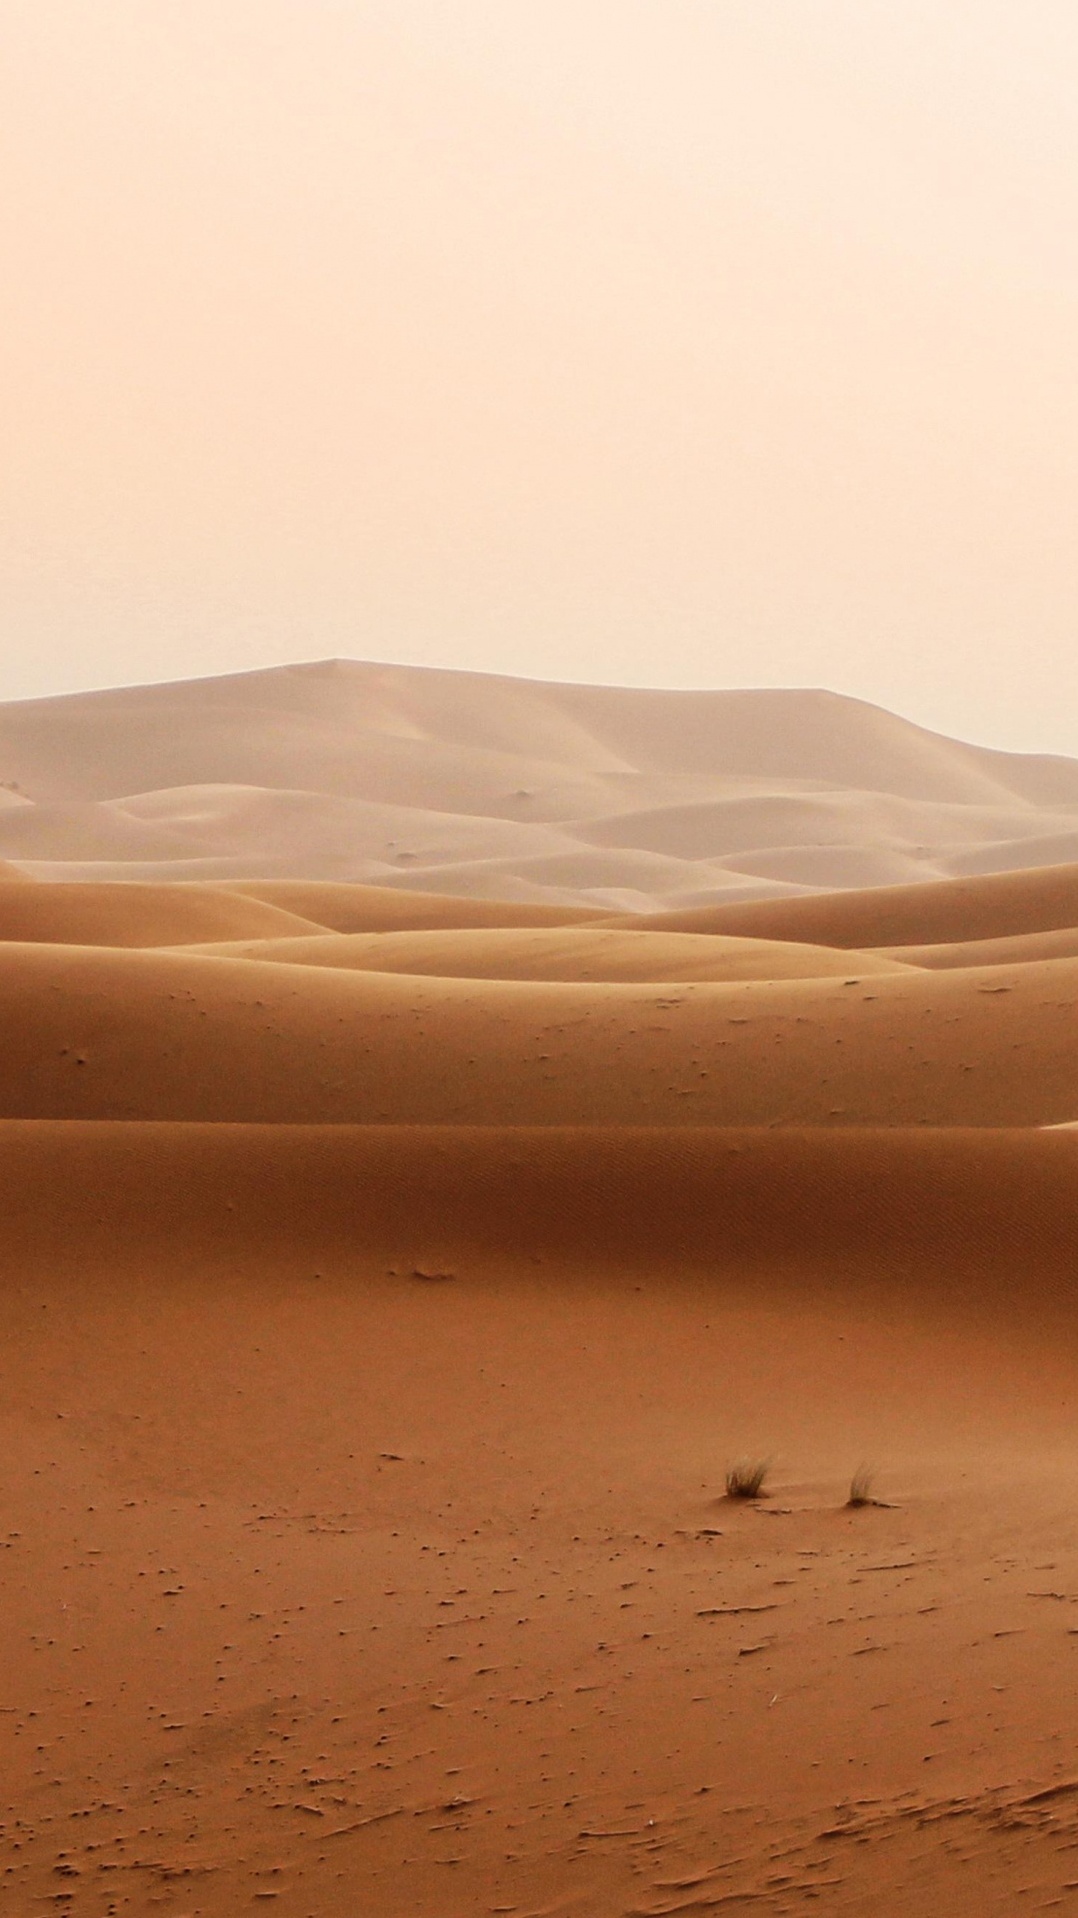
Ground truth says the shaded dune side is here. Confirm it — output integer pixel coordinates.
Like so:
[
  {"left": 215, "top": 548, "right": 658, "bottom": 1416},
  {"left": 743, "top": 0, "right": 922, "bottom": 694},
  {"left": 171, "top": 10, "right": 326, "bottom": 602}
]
[
  {"left": 2, "top": 942, "right": 1076, "bottom": 1126},
  {"left": 4, "top": 1122, "right": 1078, "bottom": 1303},
  {"left": 877, "top": 925, "right": 1078, "bottom": 970},
  {"left": 181, "top": 925, "right": 913, "bottom": 983},
  {"left": 638, "top": 861, "right": 1078, "bottom": 946},
  {"left": 0, "top": 880, "right": 325, "bottom": 947},
  {"left": 223, "top": 879, "right": 601, "bottom": 931}
]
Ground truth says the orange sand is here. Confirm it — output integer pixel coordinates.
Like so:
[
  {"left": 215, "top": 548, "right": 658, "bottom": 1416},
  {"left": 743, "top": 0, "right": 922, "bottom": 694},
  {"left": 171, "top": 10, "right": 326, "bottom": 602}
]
[
  {"left": 3, "top": 794, "right": 1078, "bottom": 1913},
  {"left": 4, "top": 1119, "right": 1078, "bottom": 1914}
]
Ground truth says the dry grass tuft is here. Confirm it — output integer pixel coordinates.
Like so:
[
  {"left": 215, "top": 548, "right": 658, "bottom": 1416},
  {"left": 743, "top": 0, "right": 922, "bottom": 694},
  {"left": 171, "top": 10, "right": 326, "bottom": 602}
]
[
  {"left": 847, "top": 1465, "right": 883, "bottom": 1507},
  {"left": 724, "top": 1457, "right": 771, "bottom": 1500}
]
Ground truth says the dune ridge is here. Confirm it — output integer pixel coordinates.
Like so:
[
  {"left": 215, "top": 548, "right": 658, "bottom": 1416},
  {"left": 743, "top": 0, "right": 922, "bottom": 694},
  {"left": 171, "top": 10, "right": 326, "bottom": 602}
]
[
  {"left": 640, "top": 858, "right": 1078, "bottom": 945},
  {"left": 0, "top": 877, "right": 325, "bottom": 946},
  {"left": 220, "top": 876, "right": 600, "bottom": 930},
  {"left": 180, "top": 923, "right": 914, "bottom": 982}
]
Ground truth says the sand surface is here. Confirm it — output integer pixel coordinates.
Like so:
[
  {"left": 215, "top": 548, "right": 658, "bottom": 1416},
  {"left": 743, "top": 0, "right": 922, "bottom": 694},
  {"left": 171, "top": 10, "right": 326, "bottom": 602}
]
[
  {"left": 639, "top": 859, "right": 1078, "bottom": 944},
  {"left": 5, "top": 1119, "right": 1078, "bottom": 1915},
  {"left": 5, "top": 682, "right": 1078, "bottom": 1912},
  {"left": 3, "top": 938, "right": 1078, "bottom": 1127},
  {"left": 875, "top": 924, "right": 1078, "bottom": 970},
  {"left": 4, "top": 659, "right": 1078, "bottom": 906},
  {"left": 0, "top": 879, "right": 324, "bottom": 948}
]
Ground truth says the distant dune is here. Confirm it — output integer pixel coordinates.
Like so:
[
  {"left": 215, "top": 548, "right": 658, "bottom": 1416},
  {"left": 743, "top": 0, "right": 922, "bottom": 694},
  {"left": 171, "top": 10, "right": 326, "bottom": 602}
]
[
  {"left": 3, "top": 659, "right": 1078, "bottom": 906},
  {"left": 223, "top": 876, "right": 598, "bottom": 930}
]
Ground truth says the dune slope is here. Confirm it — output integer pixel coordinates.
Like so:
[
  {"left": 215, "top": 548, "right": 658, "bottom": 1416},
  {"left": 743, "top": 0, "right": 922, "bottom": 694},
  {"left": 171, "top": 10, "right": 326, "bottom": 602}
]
[
  {"left": 0, "top": 878, "right": 325, "bottom": 946},
  {"left": 5, "top": 1118, "right": 1078, "bottom": 1282},
  {"left": 641, "top": 858, "right": 1078, "bottom": 945},
  {"left": 875, "top": 923, "right": 1078, "bottom": 969},
  {"left": 223, "top": 877, "right": 600, "bottom": 930},
  {"left": 182, "top": 924, "right": 914, "bottom": 983},
  {"left": 1, "top": 940, "right": 1076, "bottom": 1126}
]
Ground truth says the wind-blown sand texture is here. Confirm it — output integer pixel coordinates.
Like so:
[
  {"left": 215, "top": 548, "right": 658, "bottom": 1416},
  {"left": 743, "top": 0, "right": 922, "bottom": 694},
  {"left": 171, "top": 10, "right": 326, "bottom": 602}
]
[{"left": 5, "top": 674, "right": 1078, "bottom": 1913}]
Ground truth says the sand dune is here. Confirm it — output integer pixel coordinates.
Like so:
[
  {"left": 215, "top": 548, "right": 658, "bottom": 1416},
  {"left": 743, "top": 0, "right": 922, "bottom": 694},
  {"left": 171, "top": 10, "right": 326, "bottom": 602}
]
[
  {"left": 4, "top": 660, "right": 1078, "bottom": 903},
  {"left": 877, "top": 924, "right": 1078, "bottom": 969},
  {"left": 714, "top": 841, "right": 943, "bottom": 891},
  {"left": 223, "top": 877, "right": 600, "bottom": 930},
  {"left": 118, "top": 780, "right": 581, "bottom": 871},
  {"left": 947, "top": 827, "right": 1078, "bottom": 875},
  {"left": 2, "top": 938, "right": 1075, "bottom": 1126},
  {"left": 7, "top": 669, "right": 1078, "bottom": 1915},
  {"left": 0, "top": 878, "right": 324, "bottom": 946},
  {"left": 578, "top": 788, "right": 1075, "bottom": 860},
  {"left": 183, "top": 924, "right": 915, "bottom": 983},
  {"left": 640, "top": 858, "right": 1078, "bottom": 946}
]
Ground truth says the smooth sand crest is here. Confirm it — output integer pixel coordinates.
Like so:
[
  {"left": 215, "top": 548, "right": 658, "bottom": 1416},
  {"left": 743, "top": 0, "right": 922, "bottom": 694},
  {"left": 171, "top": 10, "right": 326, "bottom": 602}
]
[
  {"left": 221, "top": 877, "right": 602, "bottom": 930},
  {"left": 179, "top": 924, "right": 916, "bottom": 983},
  {"left": 4, "top": 1118, "right": 1078, "bottom": 1282},
  {"left": 1, "top": 939, "right": 1076, "bottom": 1126},
  {"left": 637, "top": 858, "right": 1078, "bottom": 945},
  {"left": 0, "top": 877, "right": 326, "bottom": 946},
  {"left": 876, "top": 923, "right": 1078, "bottom": 969}
]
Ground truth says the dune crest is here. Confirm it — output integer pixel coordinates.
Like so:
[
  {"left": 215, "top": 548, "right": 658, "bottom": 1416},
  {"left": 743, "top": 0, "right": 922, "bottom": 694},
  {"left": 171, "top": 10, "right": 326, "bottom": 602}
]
[
  {"left": 181, "top": 923, "right": 914, "bottom": 983},
  {"left": 640, "top": 858, "right": 1078, "bottom": 945}
]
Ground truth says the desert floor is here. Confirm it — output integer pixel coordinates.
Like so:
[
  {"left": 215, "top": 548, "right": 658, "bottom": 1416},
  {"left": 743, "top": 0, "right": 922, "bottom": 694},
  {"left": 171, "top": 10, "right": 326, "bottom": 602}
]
[{"left": 3, "top": 857, "right": 1078, "bottom": 1914}]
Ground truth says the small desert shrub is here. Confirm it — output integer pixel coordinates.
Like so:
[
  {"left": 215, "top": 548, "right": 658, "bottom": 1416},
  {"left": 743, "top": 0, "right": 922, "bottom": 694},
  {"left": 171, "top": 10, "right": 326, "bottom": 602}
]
[
  {"left": 847, "top": 1466, "right": 877, "bottom": 1508},
  {"left": 725, "top": 1457, "right": 771, "bottom": 1500}
]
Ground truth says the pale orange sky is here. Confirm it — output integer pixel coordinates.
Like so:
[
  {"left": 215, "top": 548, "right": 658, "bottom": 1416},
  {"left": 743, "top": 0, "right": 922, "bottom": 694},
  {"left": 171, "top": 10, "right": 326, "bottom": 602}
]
[{"left": 2, "top": 1, "right": 1077, "bottom": 752}]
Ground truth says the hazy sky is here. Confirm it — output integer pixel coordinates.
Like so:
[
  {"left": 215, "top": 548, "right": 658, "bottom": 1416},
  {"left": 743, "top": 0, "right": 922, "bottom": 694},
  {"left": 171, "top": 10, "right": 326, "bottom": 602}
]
[{"left": 3, "top": 1, "right": 1078, "bottom": 752}]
